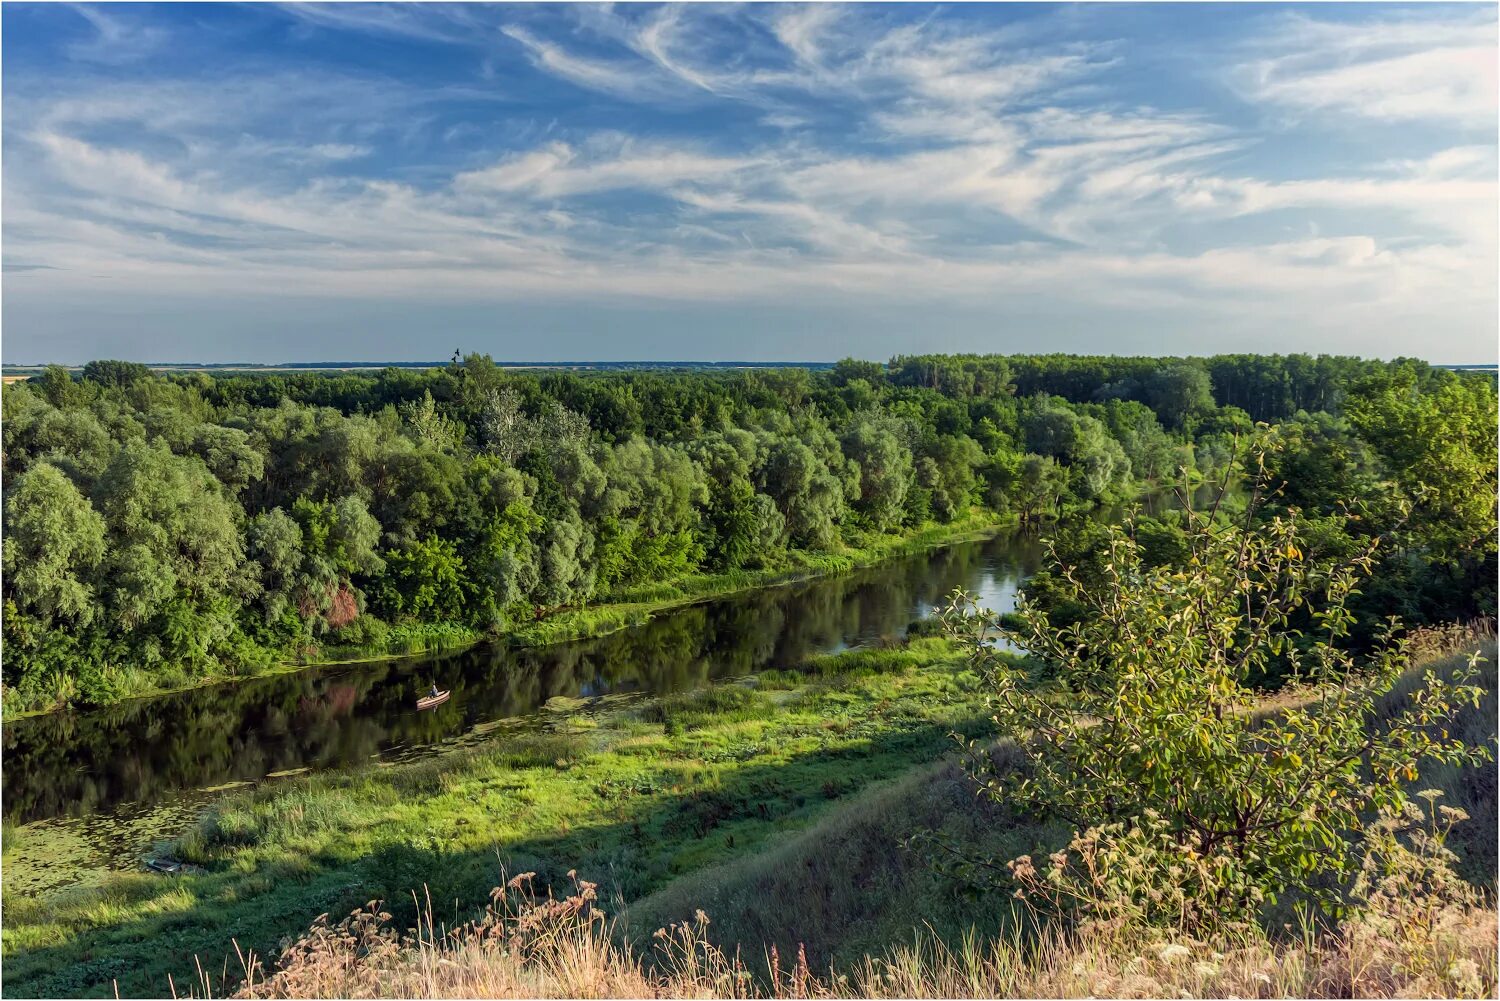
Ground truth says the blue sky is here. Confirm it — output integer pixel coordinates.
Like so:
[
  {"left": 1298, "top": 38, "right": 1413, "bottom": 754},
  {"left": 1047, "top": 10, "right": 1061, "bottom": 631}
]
[{"left": 3, "top": 3, "right": 1496, "bottom": 364}]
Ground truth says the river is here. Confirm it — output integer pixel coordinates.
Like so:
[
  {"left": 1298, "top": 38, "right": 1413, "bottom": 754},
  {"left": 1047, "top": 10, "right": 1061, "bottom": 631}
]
[{"left": 4, "top": 529, "right": 1052, "bottom": 840}]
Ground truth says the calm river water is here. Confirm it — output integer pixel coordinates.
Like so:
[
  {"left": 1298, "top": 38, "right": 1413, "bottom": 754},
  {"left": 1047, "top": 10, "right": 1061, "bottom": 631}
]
[{"left": 4, "top": 530, "right": 1051, "bottom": 829}]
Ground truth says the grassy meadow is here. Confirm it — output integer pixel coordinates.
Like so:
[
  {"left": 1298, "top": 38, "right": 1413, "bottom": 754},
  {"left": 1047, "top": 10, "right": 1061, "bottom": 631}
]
[
  {"left": 1, "top": 638, "right": 999, "bottom": 997},
  {"left": 4, "top": 628, "right": 1493, "bottom": 999},
  {"left": 235, "top": 638, "right": 1500, "bottom": 1000}
]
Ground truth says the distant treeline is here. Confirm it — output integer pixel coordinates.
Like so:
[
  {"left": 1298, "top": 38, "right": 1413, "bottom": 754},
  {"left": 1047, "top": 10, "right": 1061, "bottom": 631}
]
[
  {"left": 1, "top": 360, "right": 838, "bottom": 375},
  {"left": 3, "top": 353, "right": 1493, "bottom": 714}
]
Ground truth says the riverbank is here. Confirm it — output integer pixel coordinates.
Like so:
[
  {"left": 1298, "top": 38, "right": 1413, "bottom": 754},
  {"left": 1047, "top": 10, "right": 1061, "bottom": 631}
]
[
  {"left": 6, "top": 633, "right": 1493, "bottom": 999},
  {"left": 0, "top": 638, "right": 999, "bottom": 997},
  {"left": 1, "top": 512, "right": 1011, "bottom": 722},
  {"left": 504, "top": 512, "right": 1011, "bottom": 648}
]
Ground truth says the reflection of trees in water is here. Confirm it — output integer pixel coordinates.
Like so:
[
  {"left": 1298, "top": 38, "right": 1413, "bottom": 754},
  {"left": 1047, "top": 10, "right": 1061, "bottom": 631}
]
[{"left": 7, "top": 532, "right": 1038, "bottom": 825}]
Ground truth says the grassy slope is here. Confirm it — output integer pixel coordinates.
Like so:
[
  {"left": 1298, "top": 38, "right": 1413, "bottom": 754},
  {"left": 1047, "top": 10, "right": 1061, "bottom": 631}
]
[
  {"left": 1, "top": 639, "right": 995, "bottom": 998},
  {"left": 229, "top": 640, "right": 1500, "bottom": 1000},
  {"left": 632, "top": 640, "right": 1499, "bottom": 972},
  {"left": 3, "top": 512, "right": 1008, "bottom": 721}
]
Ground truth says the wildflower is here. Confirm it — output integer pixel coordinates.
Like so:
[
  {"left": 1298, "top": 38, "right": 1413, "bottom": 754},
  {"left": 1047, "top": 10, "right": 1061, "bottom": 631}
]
[
  {"left": 1447, "top": 958, "right": 1480, "bottom": 987},
  {"left": 1157, "top": 943, "right": 1191, "bottom": 963},
  {"left": 1193, "top": 962, "right": 1219, "bottom": 978}
]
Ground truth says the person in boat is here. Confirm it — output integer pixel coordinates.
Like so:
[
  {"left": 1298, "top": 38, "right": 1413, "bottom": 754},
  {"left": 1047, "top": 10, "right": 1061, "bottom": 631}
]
[{"left": 428, "top": 684, "right": 440, "bottom": 700}]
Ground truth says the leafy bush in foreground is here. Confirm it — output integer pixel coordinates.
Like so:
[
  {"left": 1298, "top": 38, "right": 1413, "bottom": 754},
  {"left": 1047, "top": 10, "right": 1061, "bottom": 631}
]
[{"left": 939, "top": 433, "right": 1489, "bottom": 931}]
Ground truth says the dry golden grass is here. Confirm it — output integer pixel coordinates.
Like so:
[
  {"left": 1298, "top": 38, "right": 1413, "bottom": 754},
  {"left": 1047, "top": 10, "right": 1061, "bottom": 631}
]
[{"left": 223, "top": 875, "right": 1497, "bottom": 1000}]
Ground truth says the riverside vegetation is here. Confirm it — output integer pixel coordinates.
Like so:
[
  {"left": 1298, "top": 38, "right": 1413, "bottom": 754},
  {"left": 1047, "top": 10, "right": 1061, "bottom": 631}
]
[
  {"left": 232, "top": 466, "right": 1497, "bottom": 1000},
  {"left": 1, "top": 356, "right": 1495, "bottom": 998},
  {"left": 5, "top": 354, "right": 1493, "bottom": 716}
]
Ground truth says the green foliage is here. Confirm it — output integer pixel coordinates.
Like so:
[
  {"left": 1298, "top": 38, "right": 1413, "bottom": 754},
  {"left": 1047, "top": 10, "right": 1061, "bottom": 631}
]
[
  {"left": 1346, "top": 373, "right": 1498, "bottom": 563},
  {"left": 372, "top": 536, "right": 472, "bottom": 622},
  {"left": 942, "top": 434, "right": 1490, "bottom": 931},
  {"left": 2, "top": 462, "right": 106, "bottom": 628},
  {"left": 842, "top": 411, "right": 915, "bottom": 530},
  {"left": 80, "top": 359, "right": 151, "bottom": 390},
  {"left": 93, "top": 442, "right": 249, "bottom": 627},
  {"left": 4, "top": 354, "right": 1489, "bottom": 714}
]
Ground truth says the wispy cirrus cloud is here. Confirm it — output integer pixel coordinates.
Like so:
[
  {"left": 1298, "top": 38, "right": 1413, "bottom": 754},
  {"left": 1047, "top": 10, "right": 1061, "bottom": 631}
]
[
  {"left": 1236, "top": 10, "right": 1498, "bottom": 127},
  {"left": 3, "top": 3, "right": 1495, "bottom": 362},
  {"left": 62, "top": 3, "right": 169, "bottom": 64}
]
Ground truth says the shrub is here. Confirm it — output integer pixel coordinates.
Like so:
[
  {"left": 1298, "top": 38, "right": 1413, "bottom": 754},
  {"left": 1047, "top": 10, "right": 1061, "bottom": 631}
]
[{"left": 940, "top": 432, "right": 1490, "bottom": 931}]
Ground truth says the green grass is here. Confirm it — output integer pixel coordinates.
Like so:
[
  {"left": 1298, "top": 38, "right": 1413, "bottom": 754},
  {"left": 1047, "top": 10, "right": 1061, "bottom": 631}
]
[
  {"left": 309, "top": 620, "right": 483, "bottom": 663},
  {"left": 624, "top": 754, "right": 1060, "bottom": 975},
  {"left": 628, "top": 641, "right": 1500, "bottom": 978},
  {"left": 0, "top": 637, "right": 998, "bottom": 998},
  {"left": 6, "top": 635, "right": 1489, "bottom": 999}
]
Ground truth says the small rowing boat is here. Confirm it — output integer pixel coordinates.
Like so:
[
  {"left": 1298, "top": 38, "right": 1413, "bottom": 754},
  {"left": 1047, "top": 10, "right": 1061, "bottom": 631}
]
[{"left": 416, "top": 690, "right": 450, "bottom": 710}]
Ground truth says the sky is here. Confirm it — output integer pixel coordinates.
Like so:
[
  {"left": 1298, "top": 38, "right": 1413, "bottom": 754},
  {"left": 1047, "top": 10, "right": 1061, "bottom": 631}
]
[{"left": 2, "top": 2, "right": 1496, "bottom": 364}]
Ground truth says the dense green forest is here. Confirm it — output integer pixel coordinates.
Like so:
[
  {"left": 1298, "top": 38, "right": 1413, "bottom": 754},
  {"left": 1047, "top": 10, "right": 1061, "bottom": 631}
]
[{"left": 3, "top": 353, "right": 1494, "bottom": 717}]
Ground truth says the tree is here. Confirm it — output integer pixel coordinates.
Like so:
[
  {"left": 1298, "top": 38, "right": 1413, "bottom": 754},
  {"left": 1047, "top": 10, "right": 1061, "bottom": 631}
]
[
  {"left": 829, "top": 357, "right": 886, "bottom": 387},
  {"left": 841, "top": 413, "right": 914, "bottom": 531},
  {"left": 755, "top": 434, "right": 845, "bottom": 549},
  {"left": 2, "top": 463, "right": 107, "bottom": 627},
  {"left": 1346, "top": 375, "right": 1498, "bottom": 564},
  {"left": 186, "top": 425, "right": 265, "bottom": 491},
  {"left": 690, "top": 430, "right": 771, "bottom": 570},
  {"left": 1142, "top": 363, "right": 1214, "bottom": 431},
  {"left": 1021, "top": 399, "right": 1129, "bottom": 502},
  {"left": 92, "top": 443, "right": 249, "bottom": 628},
  {"left": 535, "top": 511, "right": 596, "bottom": 608},
  {"left": 1266, "top": 412, "right": 1382, "bottom": 515},
  {"left": 915, "top": 434, "right": 982, "bottom": 521},
  {"left": 246, "top": 508, "right": 304, "bottom": 623},
  {"left": 2, "top": 395, "right": 116, "bottom": 481},
  {"left": 81, "top": 359, "right": 151, "bottom": 390},
  {"left": 34, "top": 365, "right": 87, "bottom": 409},
  {"left": 476, "top": 387, "right": 537, "bottom": 463},
  {"left": 1009, "top": 454, "right": 1068, "bottom": 522},
  {"left": 371, "top": 536, "right": 471, "bottom": 621},
  {"left": 399, "top": 390, "right": 462, "bottom": 452},
  {"left": 473, "top": 503, "right": 543, "bottom": 626},
  {"left": 940, "top": 436, "right": 1487, "bottom": 930}
]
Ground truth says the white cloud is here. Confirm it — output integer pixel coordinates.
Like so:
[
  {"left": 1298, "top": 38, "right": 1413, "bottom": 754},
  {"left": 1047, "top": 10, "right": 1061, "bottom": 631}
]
[
  {"left": 5, "top": 4, "right": 1495, "bottom": 360},
  {"left": 454, "top": 141, "right": 763, "bottom": 198},
  {"left": 772, "top": 5, "right": 841, "bottom": 67},
  {"left": 309, "top": 143, "right": 370, "bottom": 161},
  {"left": 500, "top": 25, "right": 668, "bottom": 100},
  {"left": 1238, "top": 11, "right": 1498, "bottom": 126},
  {"left": 64, "top": 4, "right": 168, "bottom": 64}
]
